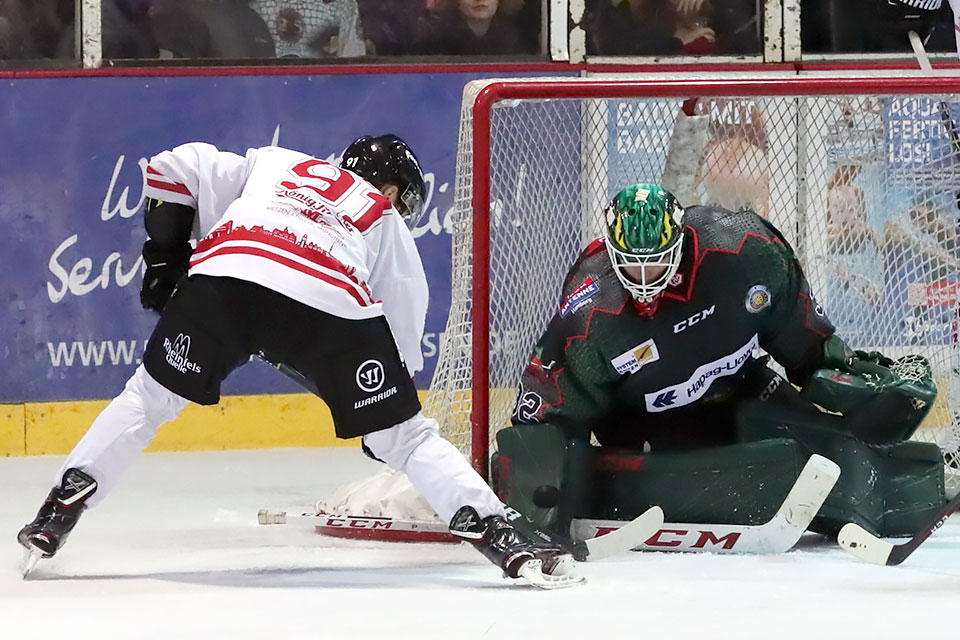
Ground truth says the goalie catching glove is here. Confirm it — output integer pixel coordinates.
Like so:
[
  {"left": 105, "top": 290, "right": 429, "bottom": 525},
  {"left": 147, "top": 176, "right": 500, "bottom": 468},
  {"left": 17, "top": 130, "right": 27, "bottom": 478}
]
[
  {"left": 449, "top": 506, "right": 583, "bottom": 589},
  {"left": 801, "top": 335, "right": 938, "bottom": 447}
]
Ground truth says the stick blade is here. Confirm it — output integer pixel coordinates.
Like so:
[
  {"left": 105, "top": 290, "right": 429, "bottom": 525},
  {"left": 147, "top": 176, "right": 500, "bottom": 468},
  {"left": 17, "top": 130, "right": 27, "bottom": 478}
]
[
  {"left": 837, "top": 522, "right": 894, "bottom": 565},
  {"left": 584, "top": 506, "right": 664, "bottom": 560},
  {"left": 779, "top": 454, "right": 841, "bottom": 527}
]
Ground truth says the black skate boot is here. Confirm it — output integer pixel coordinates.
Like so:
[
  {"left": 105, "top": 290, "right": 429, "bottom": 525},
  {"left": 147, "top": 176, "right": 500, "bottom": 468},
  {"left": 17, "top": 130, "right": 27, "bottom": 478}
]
[
  {"left": 18, "top": 468, "right": 97, "bottom": 574},
  {"left": 449, "top": 506, "right": 583, "bottom": 588}
]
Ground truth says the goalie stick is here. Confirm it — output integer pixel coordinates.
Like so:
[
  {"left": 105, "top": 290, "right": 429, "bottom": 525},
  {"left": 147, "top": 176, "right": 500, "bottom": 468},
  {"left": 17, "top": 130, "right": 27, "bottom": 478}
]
[
  {"left": 260, "top": 453, "right": 838, "bottom": 556},
  {"left": 837, "top": 490, "right": 960, "bottom": 566},
  {"left": 571, "top": 453, "right": 840, "bottom": 554},
  {"left": 259, "top": 504, "right": 665, "bottom": 562}
]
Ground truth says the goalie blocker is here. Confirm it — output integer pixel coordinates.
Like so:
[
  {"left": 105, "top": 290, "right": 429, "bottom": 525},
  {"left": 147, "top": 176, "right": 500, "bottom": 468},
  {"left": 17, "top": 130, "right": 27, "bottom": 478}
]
[{"left": 494, "top": 341, "right": 945, "bottom": 540}]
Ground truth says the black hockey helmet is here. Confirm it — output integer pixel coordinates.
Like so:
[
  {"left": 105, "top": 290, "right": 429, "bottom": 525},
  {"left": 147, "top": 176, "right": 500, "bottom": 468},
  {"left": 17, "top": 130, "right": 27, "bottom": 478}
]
[{"left": 340, "top": 134, "right": 426, "bottom": 229}]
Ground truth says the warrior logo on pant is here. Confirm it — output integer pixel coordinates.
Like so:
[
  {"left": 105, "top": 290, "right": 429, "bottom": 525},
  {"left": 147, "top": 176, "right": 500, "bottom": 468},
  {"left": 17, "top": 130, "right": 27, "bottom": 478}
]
[
  {"left": 353, "top": 358, "right": 399, "bottom": 410},
  {"left": 356, "top": 359, "right": 385, "bottom": 392}
]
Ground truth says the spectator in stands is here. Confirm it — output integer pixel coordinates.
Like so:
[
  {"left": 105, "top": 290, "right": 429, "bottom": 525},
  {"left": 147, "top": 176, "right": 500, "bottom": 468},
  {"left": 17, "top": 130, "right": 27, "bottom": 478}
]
[
  {"left": 0, "top": 0, "right": 42, "bottom": 60},
  {"left": 357, "top": 0, "right": 430, "bottom": 56},
  {"left": 414, "top": 0, "right": 527, "bottom": 56},
  {"left": 0, "top": 0, "right": 72, "bottom": 61},
  {"left": 802, "top": 0, "right": 954, "bottom": 54},
  {"left": 56, "top": 0, "right": 158, "bottom": 60},
  {"left": 150, "top": 0, "right": 275, "bottom": 59},
  {"left": 250, "top": 0, "right": 369, "bottom": 58},
  {"left": 707, "top": 0, "right": 760, "bottom": 55},
  {"left": 585, "top": 0, "right": 716, "bottom": 57},
  {"left": 498, "top": 0, "right": 542, "bottom": 53}
]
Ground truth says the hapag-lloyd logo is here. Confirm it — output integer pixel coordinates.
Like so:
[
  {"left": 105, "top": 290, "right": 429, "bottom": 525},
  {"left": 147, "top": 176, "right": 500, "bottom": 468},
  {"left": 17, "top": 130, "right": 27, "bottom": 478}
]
[
  {"left": 644, "top": 334, "right": 758, "bottom": 413},
  {"left": 163, "top": 333, "right": 201, "bottom": 374}
]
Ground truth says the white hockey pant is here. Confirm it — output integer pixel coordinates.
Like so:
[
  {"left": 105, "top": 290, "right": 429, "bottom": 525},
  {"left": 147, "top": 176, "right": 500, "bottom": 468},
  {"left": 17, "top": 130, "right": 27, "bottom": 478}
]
[
  {"left": 56, "top": 364, "right": 190, "bottom": 507},
  {"left": 362, "top": 412, "right": 505, "bottom": 524}
]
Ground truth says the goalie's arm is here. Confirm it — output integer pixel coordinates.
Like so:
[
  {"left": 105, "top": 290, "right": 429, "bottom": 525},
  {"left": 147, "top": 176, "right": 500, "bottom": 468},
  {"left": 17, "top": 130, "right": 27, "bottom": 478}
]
[
  {"left": 511, "top": 265, "right": 621, "bottom": 435},
  {"left": 756, "top": 233, "right": 836, "bottom": 387},
  {"left": 512, "top": 317, "right": 617, "bottom": 437}
]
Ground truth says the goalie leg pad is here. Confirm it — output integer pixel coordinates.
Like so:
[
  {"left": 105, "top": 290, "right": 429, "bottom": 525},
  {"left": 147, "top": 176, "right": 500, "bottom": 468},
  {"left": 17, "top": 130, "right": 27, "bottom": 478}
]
[
  {"left": 738, "top": 388, "right": 945, "bottom": 537},
  {"left": 497, "top": 423, "right": 811, "bottom": 528},
  {"left": 493, "top": 423, "right": 592, "bottom": 534}
]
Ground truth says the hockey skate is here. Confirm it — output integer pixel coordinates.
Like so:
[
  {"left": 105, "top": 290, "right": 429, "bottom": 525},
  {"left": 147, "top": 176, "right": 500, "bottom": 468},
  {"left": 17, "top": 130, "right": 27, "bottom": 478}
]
[
  {"left": 449, "top": 506, "right": 584, "bottom": 589},
  {"left": 18, "top": 468, "right": 98, "bottom": 578}
]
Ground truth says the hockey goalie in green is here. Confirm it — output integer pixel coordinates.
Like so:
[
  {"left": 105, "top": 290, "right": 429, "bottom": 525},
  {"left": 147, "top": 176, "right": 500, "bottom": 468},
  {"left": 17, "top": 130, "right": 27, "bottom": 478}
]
[{"left": 498, "top": 183, "right": 946, "bottom": 543}]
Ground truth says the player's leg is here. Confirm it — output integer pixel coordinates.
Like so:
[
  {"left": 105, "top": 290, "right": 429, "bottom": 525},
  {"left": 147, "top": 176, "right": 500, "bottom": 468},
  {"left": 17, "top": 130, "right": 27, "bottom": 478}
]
[
  {"left": 278, "top": 306, "right": 573, "bottom": 579},
  {"left": 17, "top": 365, "right": 189, "bottom": 559},
  {"left": 361, "top": 413, "right": 503, "bottom": 523},
  {"left": 18, "top": 275, "right": 249, "bottom": 561}
]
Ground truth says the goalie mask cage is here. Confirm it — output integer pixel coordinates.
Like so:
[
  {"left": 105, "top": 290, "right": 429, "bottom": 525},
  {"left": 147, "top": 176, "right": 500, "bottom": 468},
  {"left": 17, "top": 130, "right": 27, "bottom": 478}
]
[{"left": 422, "top": 75, "right": 960, "bottom": 484}]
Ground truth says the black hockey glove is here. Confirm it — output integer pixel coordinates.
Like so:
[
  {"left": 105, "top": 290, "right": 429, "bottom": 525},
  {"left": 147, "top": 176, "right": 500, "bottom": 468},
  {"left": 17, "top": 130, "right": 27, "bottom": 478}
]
[{"left": 140, "top": 239, "right": 192, "bottom": 313}]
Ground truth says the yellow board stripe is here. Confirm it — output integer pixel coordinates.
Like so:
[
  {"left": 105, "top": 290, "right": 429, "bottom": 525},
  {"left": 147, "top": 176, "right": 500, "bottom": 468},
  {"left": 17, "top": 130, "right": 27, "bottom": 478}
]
[{"left": 0, "top": 392, "right": 440, "bottom": 456}]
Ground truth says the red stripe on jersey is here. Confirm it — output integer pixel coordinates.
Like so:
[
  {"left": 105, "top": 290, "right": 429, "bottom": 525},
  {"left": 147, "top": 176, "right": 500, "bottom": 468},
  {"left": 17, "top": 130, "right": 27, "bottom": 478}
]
[
  {"left": 146, "top": 178, "right": 192, "bottom": 196},
  {"left": 347, "top": 194, "right": 391, "bottom": 233},
  {"left": 585, "top": 238, "right": 606, "bottom": 256},
  {"left": 195, "top": 225, "right": 373, "bottom": 300},
  {"left": 798, "top": 292, "right": 832, "bottom": 337},
  {"left": 190, "top": 246, "right": 372, "bottom": 307},
  {"left": 146, "top": 165, "right": 192, "bottom": 196}
]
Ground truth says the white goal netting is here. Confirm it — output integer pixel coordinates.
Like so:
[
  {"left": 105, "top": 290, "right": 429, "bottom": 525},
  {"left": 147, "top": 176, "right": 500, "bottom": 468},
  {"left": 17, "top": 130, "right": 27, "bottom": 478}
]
[{"left": 422, "top": 75, "right": 960, "bottom": 485}]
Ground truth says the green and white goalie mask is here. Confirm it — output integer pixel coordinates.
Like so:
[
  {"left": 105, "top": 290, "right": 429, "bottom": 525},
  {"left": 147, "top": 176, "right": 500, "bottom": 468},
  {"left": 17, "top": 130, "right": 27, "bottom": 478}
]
[{"left": 604, "top": 184, "right": 685, "bottom": 302}]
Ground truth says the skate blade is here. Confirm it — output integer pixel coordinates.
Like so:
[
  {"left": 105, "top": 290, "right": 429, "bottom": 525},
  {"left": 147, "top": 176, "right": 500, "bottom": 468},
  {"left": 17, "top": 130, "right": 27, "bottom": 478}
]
[
  {"left": 21, "top": 547, "right": 43, "bottom": 579},
  {"left": 517, "top": 556, "right": 585, "bottom": 590}
]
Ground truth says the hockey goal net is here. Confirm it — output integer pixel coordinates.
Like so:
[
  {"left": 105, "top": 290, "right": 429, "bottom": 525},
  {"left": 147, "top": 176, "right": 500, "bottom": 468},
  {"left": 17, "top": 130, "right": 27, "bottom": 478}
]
[{"left": 421, "top": 75, "right": 960, "bottom": 485}]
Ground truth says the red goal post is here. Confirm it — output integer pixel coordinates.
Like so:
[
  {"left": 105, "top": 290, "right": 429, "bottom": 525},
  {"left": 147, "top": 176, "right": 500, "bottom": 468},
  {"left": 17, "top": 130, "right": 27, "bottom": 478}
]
[{"left": 422, "top": 75, "right": 960, "bottom": 484}]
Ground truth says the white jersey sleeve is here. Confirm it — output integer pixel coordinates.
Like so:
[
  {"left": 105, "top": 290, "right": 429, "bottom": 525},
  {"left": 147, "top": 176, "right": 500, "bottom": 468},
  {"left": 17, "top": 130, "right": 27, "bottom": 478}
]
[
  {"left": 145, "top": 142, "right": 256, "bottom": 240},
  {"left": 363, "top": 207, "right": 429, "bottom": 377}
]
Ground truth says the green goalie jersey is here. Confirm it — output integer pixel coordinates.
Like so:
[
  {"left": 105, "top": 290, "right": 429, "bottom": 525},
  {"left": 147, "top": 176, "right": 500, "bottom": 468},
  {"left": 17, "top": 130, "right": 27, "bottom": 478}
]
[{"left": 511, "top": 205, "right": 836, "bottom": 450}]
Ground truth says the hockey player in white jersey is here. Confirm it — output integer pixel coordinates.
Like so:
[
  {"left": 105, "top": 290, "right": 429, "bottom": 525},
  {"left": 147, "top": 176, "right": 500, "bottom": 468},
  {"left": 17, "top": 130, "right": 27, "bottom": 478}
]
[{"left": 17, "top": 135, "right": 579, "bottom": 588}]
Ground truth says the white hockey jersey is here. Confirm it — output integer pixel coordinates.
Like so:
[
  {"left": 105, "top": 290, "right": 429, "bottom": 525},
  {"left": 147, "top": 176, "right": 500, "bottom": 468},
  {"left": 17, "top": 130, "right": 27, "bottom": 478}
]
[{"left": 143, "top": 143, "right": 428, "bottom": 376}]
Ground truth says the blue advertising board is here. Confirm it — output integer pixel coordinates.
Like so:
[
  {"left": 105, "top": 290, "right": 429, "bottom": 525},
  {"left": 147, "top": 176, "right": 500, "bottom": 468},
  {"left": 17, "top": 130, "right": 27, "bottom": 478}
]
[{"left": 1, "top": 71, "right": 571, "bottom": 403}]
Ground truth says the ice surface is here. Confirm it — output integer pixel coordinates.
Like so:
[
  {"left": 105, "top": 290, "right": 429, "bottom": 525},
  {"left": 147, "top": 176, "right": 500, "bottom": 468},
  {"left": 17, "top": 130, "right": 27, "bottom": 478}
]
[{"left": 2, "top": 448, "right": 959, "bottom": 639}]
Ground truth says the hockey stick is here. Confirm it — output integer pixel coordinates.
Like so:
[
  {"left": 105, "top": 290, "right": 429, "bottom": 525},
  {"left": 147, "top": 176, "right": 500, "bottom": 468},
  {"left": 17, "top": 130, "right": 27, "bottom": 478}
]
[
  {"left": 837, "top": 491, "right": 960, "bottom": 566},
  {"left": 571, "top": 453, "right": 840, "bottom": 554},
  {"left": 260, "top": 454, "right": 836, "bottom": 556},
  {"left": 259, "top": 505, "right": 665, "bottom": 562}
]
